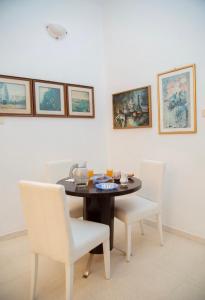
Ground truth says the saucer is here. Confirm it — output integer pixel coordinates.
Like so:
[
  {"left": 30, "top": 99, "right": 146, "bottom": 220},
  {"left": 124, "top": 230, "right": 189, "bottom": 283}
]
[{"left": 96, "top": 183, "right": 118, "bottom": 190}]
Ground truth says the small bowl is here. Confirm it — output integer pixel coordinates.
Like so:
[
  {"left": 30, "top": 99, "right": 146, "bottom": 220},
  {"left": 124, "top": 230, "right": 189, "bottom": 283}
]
[
  {"left": 92, "top": 174, "right": 112, "bottom": 183},
  {"left": 128, "top": 173, "right": 134, "bottom": 179}
]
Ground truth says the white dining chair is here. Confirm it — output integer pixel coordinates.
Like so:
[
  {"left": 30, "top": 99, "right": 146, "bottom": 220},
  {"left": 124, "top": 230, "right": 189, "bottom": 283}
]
[
  {"left": 115, "top": 160, "right": 166, "bottom": 262},
  {"left": 19, "top": 181, "right": 110, "bottom": 300},
  {"left": 45, "top": 160, "right": 83, "bottom": 218}
]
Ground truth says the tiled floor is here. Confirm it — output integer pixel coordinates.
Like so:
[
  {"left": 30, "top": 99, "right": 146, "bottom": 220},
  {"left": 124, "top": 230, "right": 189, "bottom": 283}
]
[{"left": 0, "top": 220, "right": 205, "bottom": 300}]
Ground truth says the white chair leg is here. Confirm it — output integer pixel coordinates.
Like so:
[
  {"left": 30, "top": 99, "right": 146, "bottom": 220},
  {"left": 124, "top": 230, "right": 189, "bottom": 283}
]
[
  {"left": 139, "top": 220, "right": 144, "bottom": 235},
  {"left": 103, "top": 239, "right": 110, "bottom": 279},
  {"left": 30, "top": 253, "right": 38, "bottom": 300},
  {"left": 157, "top": 214, "right": 164, "bottom": 246},
  {"left": 65, "top": 264, "right": 74, "bottom": 300},
  {"left": 125, "top": 224, "right": 132, "bottom": 262}
]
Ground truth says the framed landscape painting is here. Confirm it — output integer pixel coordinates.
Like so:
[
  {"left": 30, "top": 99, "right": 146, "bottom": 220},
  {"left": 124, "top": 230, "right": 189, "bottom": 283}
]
[
  {"left": 33, "top": 80, "right": 66, "bottom": 117},
  {"left": 112, "top": 86, "right": 152, "bottom": 129},
  {"left": 0, "top": 75, "right": 33, "bottom": 116},
  {"left": 158, "top": 64, "right": 196, "bottom": 134},
  {"left": 67, "top": 84, "right": 95, "bottom": 118}
]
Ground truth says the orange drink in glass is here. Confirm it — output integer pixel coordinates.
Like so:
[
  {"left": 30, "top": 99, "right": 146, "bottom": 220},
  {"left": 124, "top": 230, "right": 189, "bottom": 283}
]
[
  {"left": 87, "top": 169, "right": 94, "bottom": 179},
  {"left": 106, "top": 169, "right": 113, "bottom": 177}
]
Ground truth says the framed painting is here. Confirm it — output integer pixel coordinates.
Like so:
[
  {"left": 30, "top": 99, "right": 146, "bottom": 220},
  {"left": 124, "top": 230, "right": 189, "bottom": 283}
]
[
  {"left": 33, "top": 80, "right": 67, "bottom": 117},
  {"left": 158, "top": 64, "right": 196, "bottom": 134},
  {"left": 67, "top": 84, "right": 95, "bottom": 118},
  {"left": 0, "top": 75, "right": 33, "bottom": 116},
  {"left": 112, "top": 86, "right": 152, "bottom": 129}
]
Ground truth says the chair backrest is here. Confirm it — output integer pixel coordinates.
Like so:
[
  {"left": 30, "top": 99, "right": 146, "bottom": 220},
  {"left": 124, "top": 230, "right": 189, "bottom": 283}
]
[
  {"left": 137, "top": 160, "right": 166, "bottom": 204},
  {"left": 19, "top": 181, "right": 73, "bottom": 263},
  {"left": 45, "top": 160, "right": 73, "bottom": 183}
]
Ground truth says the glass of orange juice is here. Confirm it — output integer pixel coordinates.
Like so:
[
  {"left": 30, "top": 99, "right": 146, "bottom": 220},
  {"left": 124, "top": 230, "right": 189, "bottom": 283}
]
[
  {"left": 106, "top": 169, "right": 113, "bottom": 177},
  {"left": 87, "top": 169, "right": 94, "bottom": 179}
]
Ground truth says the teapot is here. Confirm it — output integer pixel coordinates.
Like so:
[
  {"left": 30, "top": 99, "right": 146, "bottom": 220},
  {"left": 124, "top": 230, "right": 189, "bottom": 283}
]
[{"left": 69, "top": 161, "right": 88, "bottom": 186}]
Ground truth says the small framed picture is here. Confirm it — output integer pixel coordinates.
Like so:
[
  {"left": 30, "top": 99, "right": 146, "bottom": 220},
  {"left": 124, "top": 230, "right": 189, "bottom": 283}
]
[
  {"left": 112, "top": 86, "right": 152, "bottom": 129},
  {"left": 67, "top": 84, "right": 95, "bottom": 118},
  {"left": 158, "top": 64, "right": 196, "bottom": 134},
  {"left": 0, "top": 75, "right": 33, "bottom": 116},
  {"left": 33, "top": 80, "right": 67, "bottom": 117}
]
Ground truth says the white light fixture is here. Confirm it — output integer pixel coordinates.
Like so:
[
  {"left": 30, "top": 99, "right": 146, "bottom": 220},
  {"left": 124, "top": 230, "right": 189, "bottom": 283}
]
[{"left": 46, "top": 24, "right": 68, "bottom": 40}]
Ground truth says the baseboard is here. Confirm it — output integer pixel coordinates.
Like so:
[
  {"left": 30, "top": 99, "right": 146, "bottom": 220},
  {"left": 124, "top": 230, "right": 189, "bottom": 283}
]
[
  {"left": 1, "top": 222, "right": 205, "bottom": 245},
  {"left": 144, "top": 220, "right": 205, "bottom": 245},
  {"left": 0, "top": 230, "right": 27, "bottom": 241}
]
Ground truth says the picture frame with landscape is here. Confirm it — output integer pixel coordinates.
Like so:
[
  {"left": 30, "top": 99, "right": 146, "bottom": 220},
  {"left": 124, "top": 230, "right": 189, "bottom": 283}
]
[
  {"left": 33, "top": 80, "right": 66, "bottom": 117},
  {"left": 112, "top": 86, "right": 152, "bottom": 129},
  {"left": 67, "top": 84, "right": 95, "bottom": 118},
  {"left": 0, "top": 75, "right": 33, "bottom": 116},
  {"left": 158, "top": 64, "right": 196, "bottom": 134}
]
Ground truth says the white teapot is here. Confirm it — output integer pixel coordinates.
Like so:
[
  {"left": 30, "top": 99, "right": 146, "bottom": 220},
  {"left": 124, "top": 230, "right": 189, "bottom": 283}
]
[{"left": 69, "top": 161, "right": 88, "bottom": 186}]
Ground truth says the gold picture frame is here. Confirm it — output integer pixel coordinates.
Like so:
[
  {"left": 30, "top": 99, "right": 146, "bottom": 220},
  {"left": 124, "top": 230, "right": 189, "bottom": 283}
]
[
  {"left": 157, "top": 64, "right": 196, "bottom": 134},
  {"left": 112, "top": 85, "right": 152, "bottom": 129}
]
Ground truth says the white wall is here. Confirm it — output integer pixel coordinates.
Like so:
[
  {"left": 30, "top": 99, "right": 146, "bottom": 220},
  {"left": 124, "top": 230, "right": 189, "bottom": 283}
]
[
  {"left": 1, "top": 0, "right": 205, "bottom": 240},
  {"left": 103, "top": 0, "right": 205, "bottom": 238},
  {"left": 0, "top": 0, "right": 107, "bottom": 236}
]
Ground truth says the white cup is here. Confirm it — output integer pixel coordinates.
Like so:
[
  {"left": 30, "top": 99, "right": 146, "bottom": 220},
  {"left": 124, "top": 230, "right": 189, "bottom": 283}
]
[{"left": 120, "top": 173, "right": 128, "bottom": 186}]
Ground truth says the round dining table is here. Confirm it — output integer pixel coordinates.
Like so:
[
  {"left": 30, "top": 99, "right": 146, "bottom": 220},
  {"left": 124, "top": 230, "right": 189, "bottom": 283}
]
[{"left": 58, "top": 177, "right": 142, "bottom": 254}]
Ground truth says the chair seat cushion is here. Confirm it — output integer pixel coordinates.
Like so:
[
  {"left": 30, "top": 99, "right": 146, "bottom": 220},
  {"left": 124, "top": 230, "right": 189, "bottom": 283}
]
[
  {"left": 65, "top": 195, "right": 83, "bottom": 218},
  {"left": 70, "top": 218, "right": 109, "bottom": 262},
  {"left": 115, "top": 195, "right": 160, "bottom": 224}
]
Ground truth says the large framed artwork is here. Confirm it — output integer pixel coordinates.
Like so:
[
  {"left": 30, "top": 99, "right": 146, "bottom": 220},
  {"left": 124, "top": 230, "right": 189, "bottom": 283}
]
[
  {"left": 112, "top": 86, "right": 152, "bottom": 129},
  {"left": 158, "top": 64, "right": 196, "bottom": 134},
  {"left": 67, "top": 84, "right": 95, "bottom": 118},
  {"left": 33, "top": 80, "right": 67, "bottom": 117},
  {"left": 0, "top": 75, "right": 33, "bottom": 116}
]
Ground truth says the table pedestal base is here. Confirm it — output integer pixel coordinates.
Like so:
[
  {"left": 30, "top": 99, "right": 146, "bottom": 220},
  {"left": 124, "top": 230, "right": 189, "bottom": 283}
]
[{"left": 83, "top": 195, "right": 114, "bottom": 254}]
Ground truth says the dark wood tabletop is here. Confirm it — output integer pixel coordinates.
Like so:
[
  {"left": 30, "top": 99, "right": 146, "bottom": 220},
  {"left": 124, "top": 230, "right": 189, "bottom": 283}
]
[{"left": 57, "top": 177, "right": 142, "bottom": 197}]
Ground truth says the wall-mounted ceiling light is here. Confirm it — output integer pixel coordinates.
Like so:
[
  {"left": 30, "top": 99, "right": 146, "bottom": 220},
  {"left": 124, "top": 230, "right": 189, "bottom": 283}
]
[{"left": 46, "top": 24, "right": 68, "bottom": 40}]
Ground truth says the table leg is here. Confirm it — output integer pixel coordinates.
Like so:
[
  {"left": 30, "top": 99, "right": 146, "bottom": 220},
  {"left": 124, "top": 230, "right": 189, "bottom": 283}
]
[{"left": 83, "top": 195, "right": 114, "bottom": 254}]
